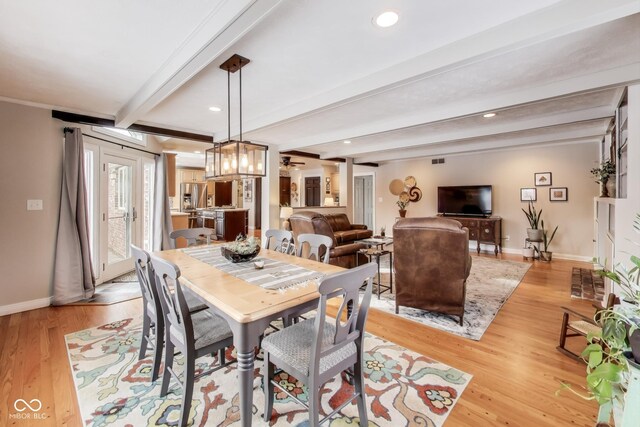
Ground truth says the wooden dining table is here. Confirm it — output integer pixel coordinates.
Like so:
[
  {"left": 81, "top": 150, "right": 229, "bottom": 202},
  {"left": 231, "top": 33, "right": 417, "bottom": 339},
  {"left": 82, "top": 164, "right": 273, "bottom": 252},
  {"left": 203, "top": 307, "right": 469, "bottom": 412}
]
[{"left": 153, "top": 245, "right": 344, "bottom": 427}]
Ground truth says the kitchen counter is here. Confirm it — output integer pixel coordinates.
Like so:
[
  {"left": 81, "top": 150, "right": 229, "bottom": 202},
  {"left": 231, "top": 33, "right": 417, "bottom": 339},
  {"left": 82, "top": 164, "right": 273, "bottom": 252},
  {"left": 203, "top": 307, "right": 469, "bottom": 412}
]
[{"left": 170, "top": 212, "right": 189, "bottom": 216}]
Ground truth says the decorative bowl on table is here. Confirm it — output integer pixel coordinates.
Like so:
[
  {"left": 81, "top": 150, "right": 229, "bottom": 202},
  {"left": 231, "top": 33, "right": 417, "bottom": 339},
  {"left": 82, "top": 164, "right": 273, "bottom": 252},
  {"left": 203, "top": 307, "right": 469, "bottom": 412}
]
[{"left": 221, "top": 235, "right": 261, "bottom": 263}]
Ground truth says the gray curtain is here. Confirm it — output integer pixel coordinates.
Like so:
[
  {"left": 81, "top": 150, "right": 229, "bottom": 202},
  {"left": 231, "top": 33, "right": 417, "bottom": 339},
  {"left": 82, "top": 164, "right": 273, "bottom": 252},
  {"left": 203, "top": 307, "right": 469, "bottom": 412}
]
[
  {"left": 52, "top": 128, "right": 95, "bottom": 305},
  {"left": 153, "top": 153, "right": 173, "bottom": 250}
]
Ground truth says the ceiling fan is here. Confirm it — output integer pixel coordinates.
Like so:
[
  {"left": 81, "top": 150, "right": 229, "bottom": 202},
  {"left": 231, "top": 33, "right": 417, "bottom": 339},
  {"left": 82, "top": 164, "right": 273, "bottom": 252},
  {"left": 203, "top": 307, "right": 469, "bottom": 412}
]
[{"left": 280, "top": 156, "right": 306, "bottom": 168}]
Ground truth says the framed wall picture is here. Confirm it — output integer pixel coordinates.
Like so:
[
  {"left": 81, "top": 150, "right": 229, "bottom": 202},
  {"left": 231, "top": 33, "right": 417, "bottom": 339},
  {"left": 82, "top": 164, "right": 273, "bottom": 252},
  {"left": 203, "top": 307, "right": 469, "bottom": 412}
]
[
  {"left": 520, "top": 188, "right": 537, "bottom": 202},
  {"left": 549, "top": 187, "right": 568, "bottom": 202},
  {"left": 534, "top": 172, "right": 552, "bottom": 186},
  {"left": 325, "top": 177, "right": 331, "bottom": 194}
]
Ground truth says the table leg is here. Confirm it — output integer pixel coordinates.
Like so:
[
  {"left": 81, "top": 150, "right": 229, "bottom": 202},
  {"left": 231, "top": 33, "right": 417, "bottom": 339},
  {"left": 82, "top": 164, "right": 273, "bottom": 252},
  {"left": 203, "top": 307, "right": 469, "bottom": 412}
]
[
  {"left": 376, "top": 254, "right": 381, "bottom": 299},
  {"left": 389, "top": 251, "right": 393, "bottom": 293},
  {"left": 233, "top": 323, "right": 260, "bottom": 427}
]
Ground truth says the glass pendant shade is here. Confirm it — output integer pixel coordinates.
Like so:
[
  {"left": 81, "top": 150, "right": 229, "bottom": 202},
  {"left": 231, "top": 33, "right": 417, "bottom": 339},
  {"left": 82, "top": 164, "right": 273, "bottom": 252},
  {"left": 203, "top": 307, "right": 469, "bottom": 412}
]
[{"left": 205, "top": 140, "right": 267, "bottom": 180}]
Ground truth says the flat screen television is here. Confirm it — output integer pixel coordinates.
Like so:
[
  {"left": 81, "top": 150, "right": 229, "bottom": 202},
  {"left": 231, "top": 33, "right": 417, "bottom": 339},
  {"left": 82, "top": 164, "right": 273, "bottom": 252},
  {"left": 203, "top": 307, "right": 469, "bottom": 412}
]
[{"left": 437, "top": 185, "right": 492, "bottom": 217}]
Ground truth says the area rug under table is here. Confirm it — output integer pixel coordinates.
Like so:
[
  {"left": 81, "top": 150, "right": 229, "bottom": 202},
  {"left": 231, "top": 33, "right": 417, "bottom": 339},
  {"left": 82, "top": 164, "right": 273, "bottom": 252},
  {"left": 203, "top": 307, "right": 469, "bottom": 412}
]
[
  {"left": 372, "top": 256, "right": 531, "bottom": 341},
  {"left": 65, "top": 317, "right": 471, "bottom": 426}
]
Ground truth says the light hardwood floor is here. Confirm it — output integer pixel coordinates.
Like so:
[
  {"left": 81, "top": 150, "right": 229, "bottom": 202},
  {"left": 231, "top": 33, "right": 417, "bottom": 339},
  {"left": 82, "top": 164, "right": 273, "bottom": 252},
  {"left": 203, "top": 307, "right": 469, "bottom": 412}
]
[{"left": 0, "top": 253, "right": 597, "bottom": 426}]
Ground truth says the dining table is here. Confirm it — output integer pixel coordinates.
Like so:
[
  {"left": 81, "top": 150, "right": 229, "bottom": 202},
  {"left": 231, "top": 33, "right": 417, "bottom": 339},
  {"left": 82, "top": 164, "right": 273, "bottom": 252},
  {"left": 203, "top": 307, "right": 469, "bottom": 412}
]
[{"left": 153, "top": 244, "right": 344, "bottom": 427}]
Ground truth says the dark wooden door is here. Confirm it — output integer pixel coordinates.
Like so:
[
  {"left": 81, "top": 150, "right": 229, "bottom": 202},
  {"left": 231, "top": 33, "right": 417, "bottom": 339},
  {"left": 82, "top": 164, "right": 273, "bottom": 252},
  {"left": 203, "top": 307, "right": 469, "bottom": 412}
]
[
  {"left": 215, "top": 181, "right": 233, "bottom": 206},
  {"left": 255, "top": 177, "right": 262, "bottom": 230},
  {"left": 305, "top": 177, "right": 321, "bottom": 206},
  {"left": 279, "top": 176, "right": 291, "bottom": 206}
]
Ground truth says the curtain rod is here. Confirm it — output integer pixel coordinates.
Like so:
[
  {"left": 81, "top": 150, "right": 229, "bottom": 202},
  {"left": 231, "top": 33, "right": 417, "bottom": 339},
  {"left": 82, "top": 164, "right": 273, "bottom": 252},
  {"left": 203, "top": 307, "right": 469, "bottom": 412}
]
[{"left": 64, "top": 127, "right": 160, "bottom": 157}]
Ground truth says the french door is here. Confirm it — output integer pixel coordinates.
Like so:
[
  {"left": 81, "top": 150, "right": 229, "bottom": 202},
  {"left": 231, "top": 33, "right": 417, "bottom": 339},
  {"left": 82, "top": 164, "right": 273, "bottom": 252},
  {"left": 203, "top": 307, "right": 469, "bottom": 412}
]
[{"left": 100, "top": 154, "right": 138, "bottom": 281}]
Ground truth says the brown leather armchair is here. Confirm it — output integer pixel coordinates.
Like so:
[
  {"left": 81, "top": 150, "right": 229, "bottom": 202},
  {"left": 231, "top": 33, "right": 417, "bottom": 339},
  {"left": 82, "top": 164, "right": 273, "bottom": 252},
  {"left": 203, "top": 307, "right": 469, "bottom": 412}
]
[
  {"left": 392, "top": 217, "right": 472, "bottom": 325},
  {"left": 289, "top": 211, "right": 368, "bottom": 268}
]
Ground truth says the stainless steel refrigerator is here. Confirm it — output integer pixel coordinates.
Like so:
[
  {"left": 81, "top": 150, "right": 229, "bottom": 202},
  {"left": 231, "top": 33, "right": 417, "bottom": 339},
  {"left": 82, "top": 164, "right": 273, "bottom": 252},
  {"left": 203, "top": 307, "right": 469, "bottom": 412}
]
[{"left": 180, "top": 182, "right": 208, "bottom": 211}]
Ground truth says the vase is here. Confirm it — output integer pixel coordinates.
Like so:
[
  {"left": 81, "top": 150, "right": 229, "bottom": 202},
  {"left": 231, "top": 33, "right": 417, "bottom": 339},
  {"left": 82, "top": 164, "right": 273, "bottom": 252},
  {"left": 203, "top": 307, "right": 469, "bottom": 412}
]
[
  {"left": 600, "top": 179, "right": 610, "bottom": 198},
  {"left": 606, "top": 176, "right": 616, "bottom": 198},
  {"left": 522, "top": 247, "right": 534, "bottom": 259},
  {"left": 398, "top": 209, "right": 407, "bottom": 218},
  {"left": 539, "top": 251, "right": 552, "bottom": 262}
]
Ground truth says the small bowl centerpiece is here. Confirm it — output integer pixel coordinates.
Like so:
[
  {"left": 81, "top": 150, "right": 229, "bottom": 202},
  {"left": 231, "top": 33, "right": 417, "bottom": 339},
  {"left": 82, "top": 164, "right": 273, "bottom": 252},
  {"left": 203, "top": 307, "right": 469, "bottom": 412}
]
[{"left": 221, "top": 235, "right": 261, "bottom": 263}]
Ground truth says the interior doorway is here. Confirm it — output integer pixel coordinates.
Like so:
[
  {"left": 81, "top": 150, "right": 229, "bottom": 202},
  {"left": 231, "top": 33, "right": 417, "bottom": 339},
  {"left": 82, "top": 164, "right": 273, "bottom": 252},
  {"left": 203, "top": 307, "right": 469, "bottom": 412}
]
[
  {"left": 354, "top": 174, "right": 374, "bottom": 230},
  {"left": 305, "top": 176, "right": 321, "bottom": 206}
]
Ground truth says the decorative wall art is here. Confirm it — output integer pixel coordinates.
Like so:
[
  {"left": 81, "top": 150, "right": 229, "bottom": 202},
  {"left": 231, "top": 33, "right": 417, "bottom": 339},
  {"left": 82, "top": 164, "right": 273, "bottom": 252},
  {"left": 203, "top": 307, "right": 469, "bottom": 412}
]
[
  {"left": 520, "top": 188, "right": 537, "bottom": 202},
  {"left": 549, "top": 187, "right": 568, "bottom": 202},
  {"left": 325, "top": 177, "right": 331, "bottom": 194},
  {"left": 290, "top": 182, "right": 299, "bottom": 203},
  {"left": 534, "top": 172, "right": 552, "bottom": 186}
]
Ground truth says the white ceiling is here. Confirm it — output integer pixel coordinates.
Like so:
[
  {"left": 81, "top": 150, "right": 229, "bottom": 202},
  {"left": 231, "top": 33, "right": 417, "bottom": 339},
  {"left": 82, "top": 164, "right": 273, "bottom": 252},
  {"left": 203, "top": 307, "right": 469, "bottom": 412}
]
[{"left": 1, "top": 0, "right": 639, "bottom": 163}]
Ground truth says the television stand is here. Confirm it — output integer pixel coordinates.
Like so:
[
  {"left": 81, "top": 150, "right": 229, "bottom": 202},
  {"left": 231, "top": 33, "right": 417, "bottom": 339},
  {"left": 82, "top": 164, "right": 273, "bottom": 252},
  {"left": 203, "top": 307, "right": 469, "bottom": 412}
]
[{"left": 439, "top": 215, "right": 502, "bottom": 256}]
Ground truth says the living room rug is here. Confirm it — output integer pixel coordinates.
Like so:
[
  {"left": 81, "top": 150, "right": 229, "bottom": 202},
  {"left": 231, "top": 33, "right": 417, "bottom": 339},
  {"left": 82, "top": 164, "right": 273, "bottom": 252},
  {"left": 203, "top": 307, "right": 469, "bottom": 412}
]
[
  {"left": 373, "top": 256, "right": 531, "bottom": 341},
  {"left": 570, "top": 267, "right": 605, "bottom": 302},
  {"left": 65, "top": 317, "right": 471, "bottom": 426}
]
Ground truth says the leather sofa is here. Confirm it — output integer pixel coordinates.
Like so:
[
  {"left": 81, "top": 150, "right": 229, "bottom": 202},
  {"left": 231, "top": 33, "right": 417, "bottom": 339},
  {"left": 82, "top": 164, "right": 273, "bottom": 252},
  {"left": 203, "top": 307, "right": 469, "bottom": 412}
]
[
  {"left": 289, "top": 211, "right": 371, "bottom": 268},
  {"left": 392, "top": 217, "right": 472, "bottom": 325}
]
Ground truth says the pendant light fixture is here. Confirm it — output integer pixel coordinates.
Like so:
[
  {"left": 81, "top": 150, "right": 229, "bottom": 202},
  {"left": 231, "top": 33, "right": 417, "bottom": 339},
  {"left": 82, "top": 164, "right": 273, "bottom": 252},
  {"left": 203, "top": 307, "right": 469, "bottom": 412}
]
[{"left": 205, "top": 54, "right": 267, "bottom": 180}]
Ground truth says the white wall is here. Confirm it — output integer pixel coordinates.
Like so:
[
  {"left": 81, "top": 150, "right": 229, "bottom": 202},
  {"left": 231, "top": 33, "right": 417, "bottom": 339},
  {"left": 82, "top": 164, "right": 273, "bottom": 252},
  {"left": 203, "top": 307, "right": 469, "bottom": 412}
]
[{"left": 369, "top": 142, "right": 599, "bottom": 259}]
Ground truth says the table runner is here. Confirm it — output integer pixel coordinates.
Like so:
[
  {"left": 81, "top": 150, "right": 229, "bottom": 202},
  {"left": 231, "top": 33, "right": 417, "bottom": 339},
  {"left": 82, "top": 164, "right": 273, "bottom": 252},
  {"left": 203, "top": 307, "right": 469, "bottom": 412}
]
[{"left": 182, "top": 246, "right": 325, "bottom": 290}]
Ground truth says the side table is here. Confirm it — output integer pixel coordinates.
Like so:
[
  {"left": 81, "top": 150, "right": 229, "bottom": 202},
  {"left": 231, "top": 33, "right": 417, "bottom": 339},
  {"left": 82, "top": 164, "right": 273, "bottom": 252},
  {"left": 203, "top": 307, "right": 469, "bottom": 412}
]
[{"left": 357, "top": 248, "right": 392, "bottom": 299}]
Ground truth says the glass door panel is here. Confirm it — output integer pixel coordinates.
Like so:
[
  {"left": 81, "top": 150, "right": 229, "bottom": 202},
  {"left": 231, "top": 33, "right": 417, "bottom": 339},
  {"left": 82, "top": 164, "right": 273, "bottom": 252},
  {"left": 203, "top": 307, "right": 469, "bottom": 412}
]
[{"left": 102, "top": 154, "right": 137, "bottom": 280}]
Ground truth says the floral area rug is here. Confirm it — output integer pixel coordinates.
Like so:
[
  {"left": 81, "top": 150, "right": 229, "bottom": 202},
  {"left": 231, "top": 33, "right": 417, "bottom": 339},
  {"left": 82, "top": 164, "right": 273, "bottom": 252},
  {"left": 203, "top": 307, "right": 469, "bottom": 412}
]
[
  {"left": 65, "top": 317, "right": 471, "bottom": 426},
  {"left": 373, "top": 256, "right": 531, "bottom": 341}
]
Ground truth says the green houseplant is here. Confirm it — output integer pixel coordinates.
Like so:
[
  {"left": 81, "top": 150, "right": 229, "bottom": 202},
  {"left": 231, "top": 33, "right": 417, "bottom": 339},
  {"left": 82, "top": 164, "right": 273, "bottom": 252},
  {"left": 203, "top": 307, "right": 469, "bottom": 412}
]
[
  {"left": 591, "top": 160, "right": 616, "bottom": 198},
  {"left": 397, "top": 199, "right": 408, "bottom": 218},
  {"left": 522, "top": 201, "right": 543, "bottom": 241}
]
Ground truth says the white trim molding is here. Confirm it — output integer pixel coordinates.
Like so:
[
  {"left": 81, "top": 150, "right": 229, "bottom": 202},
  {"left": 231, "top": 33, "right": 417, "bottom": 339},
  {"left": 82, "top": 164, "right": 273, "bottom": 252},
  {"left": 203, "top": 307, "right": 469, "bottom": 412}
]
[
  {"left": 0, "top": 297, "right": 52, "bottom": 317},
  {"left": 499, "top": 246, "right": 591, "bottom": 262}
]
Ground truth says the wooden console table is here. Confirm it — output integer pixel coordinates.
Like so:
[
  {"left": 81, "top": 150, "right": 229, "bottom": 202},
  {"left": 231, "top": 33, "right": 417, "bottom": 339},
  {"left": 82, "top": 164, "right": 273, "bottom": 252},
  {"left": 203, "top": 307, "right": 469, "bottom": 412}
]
[{"left": 441, "top": 216, "right": 502, "bottom": 256}]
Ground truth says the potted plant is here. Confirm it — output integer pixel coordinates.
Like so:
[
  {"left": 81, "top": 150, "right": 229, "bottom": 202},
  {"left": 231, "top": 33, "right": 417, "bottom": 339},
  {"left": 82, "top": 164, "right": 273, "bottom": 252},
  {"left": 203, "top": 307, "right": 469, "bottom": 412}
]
[
  {"left": 591, "top": 160, "right": 616, "bottom": 198},
  {"left": 221, "top": 235, "right": 261, "bottom": 263},
  {"left": 397, "top": 200, "right": 408, "bottom": 218},
  {"left": 535, "top": 220, "right": 558, "bottom": 262},
  {"left": 522, "top": 201, "right": 543, "bottom": 241}
]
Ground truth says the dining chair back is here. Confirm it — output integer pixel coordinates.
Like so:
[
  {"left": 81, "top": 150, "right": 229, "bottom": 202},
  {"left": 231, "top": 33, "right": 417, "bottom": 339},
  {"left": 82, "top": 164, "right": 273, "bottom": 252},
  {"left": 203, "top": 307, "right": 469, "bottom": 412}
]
[
  {"left": 131, "top": 244, "right": 164, "bottom": 381},
  {"left": 262, "top": 263, "right": 376, "bottom": 426},
  {"left": 264, "top": 229, "right": 294, "bottom": 254},
  {"left": 170, "top": 227, "right": 214, "bottom": 247},
  {"left": 296, "top": 233, "right": 333, "bottom": 264},
  {"left": 150, "top": 254, "right": 234, "bottom": 427}
]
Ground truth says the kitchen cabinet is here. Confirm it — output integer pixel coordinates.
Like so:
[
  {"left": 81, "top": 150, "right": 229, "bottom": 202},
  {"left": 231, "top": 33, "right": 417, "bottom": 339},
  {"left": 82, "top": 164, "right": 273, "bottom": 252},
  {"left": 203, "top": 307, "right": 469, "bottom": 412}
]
[
  {"left": 279, "top": 176, "right": 291, "bottom": 205},
  {"left": 215, "top": 181, "right": 233, "bottom": 206},
  {"left": 180, "top": 169, "right": 205, "bottom": 183},
  {"left": 215, "top": 209, "right": 248, "bottom": 241}
]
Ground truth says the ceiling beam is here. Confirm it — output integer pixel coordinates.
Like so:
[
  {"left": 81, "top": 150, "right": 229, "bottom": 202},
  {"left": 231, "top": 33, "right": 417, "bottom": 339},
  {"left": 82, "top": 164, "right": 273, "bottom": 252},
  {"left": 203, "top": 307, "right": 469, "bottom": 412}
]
[
  {"left": 246, "top": 0, "right": 640, "bottom": 143},
  {"left": 281, "top": 63, "right": 639, "bottom": 150},
  {"left": 318, "top": 106, "right": 613, "bottom": 159},
  {"left": 115, "top": 0, "right": 283, "bottom": 128},
  {"left": 52, "top": 110, "right": 213, "bottom": 142},
  {"left": 353, "top": 127, "right": 605, "bottom": 164}
]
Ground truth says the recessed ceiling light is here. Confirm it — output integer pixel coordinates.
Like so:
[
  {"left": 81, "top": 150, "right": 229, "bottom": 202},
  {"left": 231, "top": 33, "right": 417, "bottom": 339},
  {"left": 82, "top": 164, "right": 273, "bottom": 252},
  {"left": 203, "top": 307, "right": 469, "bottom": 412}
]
[
  {"left": 344, "top": 140, "right": 351, "bottom": 144},
  {"left": 374, "top": 11, "right": 399, "bottom": 28},
  {"left": 334, "top": 162, "right": 340, "bottom": 166},
  {"left": 194, "top": 151, "right": 201, "bottom": 154},
  {"left": 209, "top": 106, "right": 222, "bottom": 112},
  {"left": 483, "top": 112, "right": 496, "bottom": 118},
  {"left": 294, "top": 167, "right": 300, "bottom": 171}
]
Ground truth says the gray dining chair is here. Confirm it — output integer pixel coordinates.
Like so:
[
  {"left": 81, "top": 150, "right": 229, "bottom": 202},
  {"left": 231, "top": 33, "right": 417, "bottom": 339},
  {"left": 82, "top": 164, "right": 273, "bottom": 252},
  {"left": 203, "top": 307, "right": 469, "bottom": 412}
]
[
  {"left": 264, "top": 229, "right": 294, "bottom": 254},
  {"left": 170, "top": 227, "right": 214, "bottom": 248},
  {"left": 296, "top": 233, "right": 333, "bottom": 264},
  {"left": 262, "top": 263, "right": 376, "bottom": 426},
  {"left": 150, "top": 253, "right": 234, "bottom": 427},
  {"left": 131, "top": 245, "right": 208, "bottom": 381}
]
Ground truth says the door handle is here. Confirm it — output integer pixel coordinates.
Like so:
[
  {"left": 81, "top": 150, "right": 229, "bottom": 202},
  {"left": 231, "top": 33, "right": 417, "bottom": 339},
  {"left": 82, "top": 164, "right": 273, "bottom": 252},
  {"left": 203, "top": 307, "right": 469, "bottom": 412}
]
[{"left": 132, "top": 207, "right": 138, "bottom": 222}]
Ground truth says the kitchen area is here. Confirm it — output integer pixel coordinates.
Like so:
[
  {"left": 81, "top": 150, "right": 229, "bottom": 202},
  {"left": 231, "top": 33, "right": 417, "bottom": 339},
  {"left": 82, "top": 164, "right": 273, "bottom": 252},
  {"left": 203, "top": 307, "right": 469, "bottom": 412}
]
[{"left": 166, "top": 153, "right": 254, "bottom": 242}]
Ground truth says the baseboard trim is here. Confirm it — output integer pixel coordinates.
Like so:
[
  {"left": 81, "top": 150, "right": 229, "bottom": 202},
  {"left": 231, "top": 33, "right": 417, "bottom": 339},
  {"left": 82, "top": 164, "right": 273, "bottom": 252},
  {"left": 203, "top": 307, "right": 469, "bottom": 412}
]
[
  {"left": 499, "top": 246, "right": 591, "bottom": 262},
  {"left": 0, "top": 296, "right": 52, "bottom": 316}
]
